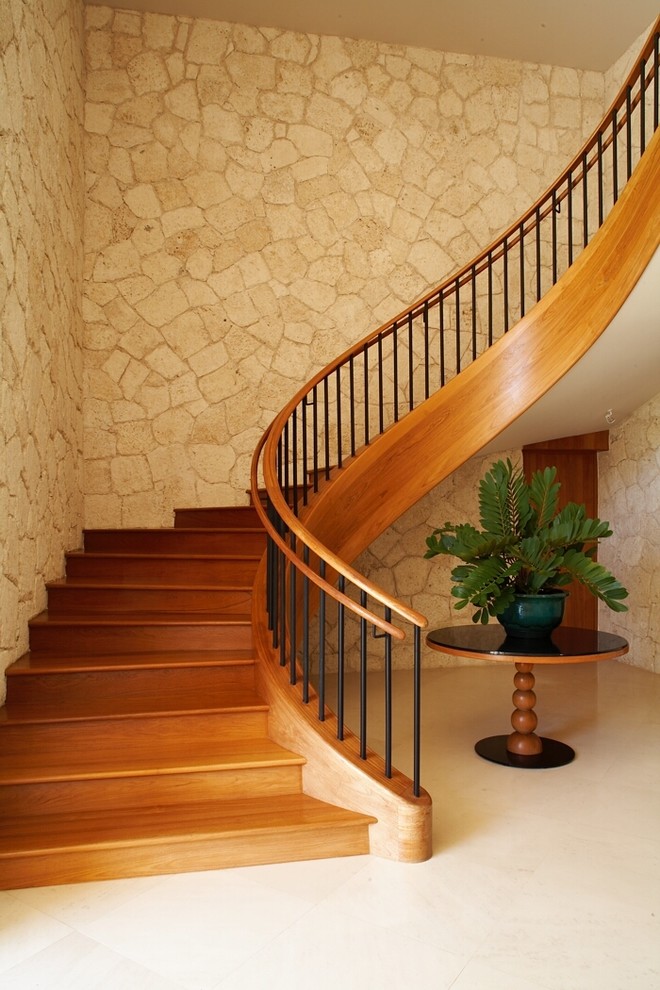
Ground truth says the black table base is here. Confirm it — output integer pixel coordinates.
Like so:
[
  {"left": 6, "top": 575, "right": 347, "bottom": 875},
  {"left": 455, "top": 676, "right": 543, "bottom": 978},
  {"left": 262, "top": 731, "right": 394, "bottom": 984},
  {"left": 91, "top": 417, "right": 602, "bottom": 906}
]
[{"left": 475, "top": 734, "right": 575, "bottom": 769}]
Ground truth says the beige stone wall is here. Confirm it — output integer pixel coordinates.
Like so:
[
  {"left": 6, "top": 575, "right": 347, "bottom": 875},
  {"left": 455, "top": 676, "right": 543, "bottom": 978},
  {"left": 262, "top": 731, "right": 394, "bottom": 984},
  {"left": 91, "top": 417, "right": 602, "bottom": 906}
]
[
  {"left": 82, "top": 6, "right": 607, "bottom": 527},
  {"left": 353, "top": 448, "right": 519, "bottom": 670},
  {"left": 598, "top": 393, "right": 660, "bottom": 673},
  {"left": 0, "top": 0, "right": 86, "bottom": 694}
]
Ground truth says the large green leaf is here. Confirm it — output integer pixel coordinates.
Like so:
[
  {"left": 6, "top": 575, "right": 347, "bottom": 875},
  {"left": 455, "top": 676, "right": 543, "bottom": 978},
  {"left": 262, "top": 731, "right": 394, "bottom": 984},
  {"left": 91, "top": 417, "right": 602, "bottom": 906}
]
[
  {"left": 478, "top": 459, "right": 531, "bottom": 537},
  {"left": 424, "top": 458, "right": 628, "bottom": 621},
  {"left": 528, "top": 466, "right": 560, "bottom": 530}
]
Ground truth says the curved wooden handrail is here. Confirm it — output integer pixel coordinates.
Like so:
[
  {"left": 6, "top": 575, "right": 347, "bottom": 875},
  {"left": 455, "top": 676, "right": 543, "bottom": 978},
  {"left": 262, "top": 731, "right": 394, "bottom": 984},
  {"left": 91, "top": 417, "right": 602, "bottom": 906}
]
[
  {"left": 251, "top": 436, "right": 427, "bottom": 637},
  {"left": 299, "top": 127, "right": 660, "bottom": 566},
  {"left": 260, "top": 15, "right": 659, "bottom": 416},
  {"left": 249, "top": 22, "right": 659, "bottom": 859},
  {"left": 254, "top": 17, "right": 660, "bottom": 640}
]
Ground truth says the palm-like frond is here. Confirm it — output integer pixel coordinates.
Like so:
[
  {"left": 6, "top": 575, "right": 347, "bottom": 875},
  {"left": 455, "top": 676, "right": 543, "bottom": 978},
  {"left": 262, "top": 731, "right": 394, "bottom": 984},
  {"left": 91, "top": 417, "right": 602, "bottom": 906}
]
[
  {"left": 528, "top": 466, "right": 560, "bottom": 530},
  {"left": 478, "top": 458, "right": 531, "bottom": 537},
  {"left": 425, "top": 458, "right": 628, "bottom": 622}
]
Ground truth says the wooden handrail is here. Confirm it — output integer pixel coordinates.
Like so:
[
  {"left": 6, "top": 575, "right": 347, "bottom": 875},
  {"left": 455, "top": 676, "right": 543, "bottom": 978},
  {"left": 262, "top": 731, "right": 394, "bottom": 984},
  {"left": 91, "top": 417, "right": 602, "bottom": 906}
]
[
  {"left": 251, "top": 431, "right": 425, "bottom": 637},
  {"left": 254, "top": 15, "right": 659, "bottom": 642}
]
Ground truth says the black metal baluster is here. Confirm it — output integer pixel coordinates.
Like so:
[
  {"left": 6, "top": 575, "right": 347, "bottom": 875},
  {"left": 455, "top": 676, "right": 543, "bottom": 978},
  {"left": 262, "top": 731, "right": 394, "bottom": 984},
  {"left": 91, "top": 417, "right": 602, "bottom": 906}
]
[
  {"left": 378, "top": 335, "right": 384, "bottom": 435},
  {"left": 393, "top": 323, "right": 399, "bottom": 423},
  {"left": 408, "top": 312, "right": 414, "bottom": 411},
  {"left": 302, "top": 546, "right": 310, "bottom": 703},
  {"left": 349, "top": 355, "right": 356, "bottom": 458},
  {"left": 266, "top": 498, "right": 276, "bottom": 632},
  {"left": 597, "top": 132, "right": 604, "bottom": 228},
  {"left": 582, "top": 152, "right": 588, "bottom": 249},
  {"left": 471, "top": 264, "right": 477, "bottom": 361},
  {"left": 288, "top": 532, "right": 297, "bottom": 684},
  {"left": 279, "top": 540, "right": 287, "bottom": 668},
  {"left": 384, "top": 607, "right": 392, "bottom": 779},
  {"left": 283, "top": 421, "right": 290, "bottom": 508},
  {"left": 519, "top": 222, "right": 525, "bottom": 319},
  {"left": 318, "top": 560, "right": 326, "bottom": 721},
  {"left": 335, "top": 366, "right": 342, "bottom": 470},
  {"left": 337, "top": 576, "right": 345, "bottom": 741},
  {"left": 612, "top": 108, "right": 619, "bottom": 204},
  {"left": 654, "top": 34, "right": 659, "bottom": 131},
  {"left": 312, "top": 385, "right": 319, "bottom": 493},
  {"left": 423, "top": 302, "right": 430, "bottom": 399},
  {"left": 487, "top": 252, "right": 494, "bottom": 344},
  {"left": 291, "top": 408, "right": 299, "bottom": 517},
  {"left": 359, "top": 590, "right": 368, "bottom": 760},
  {"left": 640, "top": 59, "right": 646, "bottom": 155},
  {"left": 626, "top": 85, "right": 633, "bottom": 180},
  {"left": 301, "top": 395, "right": 309, "bottom": 506},
  {"left": 323, "top": 376, "right": 330, "bottom": 481},
  {"left": 413, "top": 625, "right": 421, "bottom": 798},
  {"left": 364, "top": 342, "right": 371, "bottom": 446},
  {"left": 439, "top": 295, "right": 446, "bottom": 386},
  {"left": 503, "top": 236, "right": 509, "bottom": 331},
  {"left": 535, "top": 208, "right": 542, "bottom": 302},
  {"left": 454, "top": 278, "right": 461, "bottom": 370},
  {"left": 551, "top": 189, "right": 558, "bottom": 285},
  {"left": 567, "top": 169, "right": 573, "bottom": 266}
]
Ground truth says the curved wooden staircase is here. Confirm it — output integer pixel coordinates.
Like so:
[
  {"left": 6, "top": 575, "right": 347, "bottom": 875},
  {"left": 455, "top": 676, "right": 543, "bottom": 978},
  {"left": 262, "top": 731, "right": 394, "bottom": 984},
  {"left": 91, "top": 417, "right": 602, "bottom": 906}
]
[
  {"left": 2, "top": 20, "right": 657, "bottom": 889},
  {"left": 0, "top": 506, "right": 374, "bottom": 890}
]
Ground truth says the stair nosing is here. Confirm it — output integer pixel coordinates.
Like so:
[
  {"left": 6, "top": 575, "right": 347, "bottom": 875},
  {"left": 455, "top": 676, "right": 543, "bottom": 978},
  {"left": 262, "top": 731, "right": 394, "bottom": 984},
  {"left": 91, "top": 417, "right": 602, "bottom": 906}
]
[
  {"left": 8, "top": 651, "right": 256, "bottom": 674},
  {"left": 29, "top": 612, "right": 252, "bottom": 627},
  {"left": 0, "top": 742, "right": 306, "bottom": 785},
  {"left": 0, "top": 798, "right": 374, "bottom": 857}
]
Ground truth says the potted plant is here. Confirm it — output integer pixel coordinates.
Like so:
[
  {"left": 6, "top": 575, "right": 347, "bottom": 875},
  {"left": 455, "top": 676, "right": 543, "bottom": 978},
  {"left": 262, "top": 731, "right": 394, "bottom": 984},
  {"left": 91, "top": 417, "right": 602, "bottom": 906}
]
[{"left": 424, "top": 458, "right": 628, "bottom": 637}]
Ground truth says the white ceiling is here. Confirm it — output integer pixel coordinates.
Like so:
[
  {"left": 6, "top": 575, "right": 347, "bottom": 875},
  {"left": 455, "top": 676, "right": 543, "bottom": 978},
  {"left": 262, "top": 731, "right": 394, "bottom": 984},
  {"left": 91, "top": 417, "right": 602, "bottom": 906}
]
[
  {"left": 87, "top": 0, "right": 658, "bottom": 71},
  {"left": 483, "top": 247, "right": 660, "bottom": 453}
]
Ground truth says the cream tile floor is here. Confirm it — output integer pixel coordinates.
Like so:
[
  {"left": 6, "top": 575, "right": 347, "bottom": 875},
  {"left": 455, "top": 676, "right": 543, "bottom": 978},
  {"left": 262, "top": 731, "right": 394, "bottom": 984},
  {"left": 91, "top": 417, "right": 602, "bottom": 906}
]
[{"left": 1, "top": 659, "right": 659, "bottom": 989}]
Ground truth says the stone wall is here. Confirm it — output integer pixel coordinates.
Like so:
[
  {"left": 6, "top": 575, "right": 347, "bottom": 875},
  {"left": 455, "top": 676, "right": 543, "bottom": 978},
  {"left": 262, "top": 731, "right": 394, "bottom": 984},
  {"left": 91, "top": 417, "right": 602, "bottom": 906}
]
[
  {"left": 82, "top": 5, "right": 607, "bottom": 527},
  {"left": 0, "top": 0, "right": 85, "bottom": 695},
  {"left": 598, "top": 393, "right": 660, "bottom": 673}
]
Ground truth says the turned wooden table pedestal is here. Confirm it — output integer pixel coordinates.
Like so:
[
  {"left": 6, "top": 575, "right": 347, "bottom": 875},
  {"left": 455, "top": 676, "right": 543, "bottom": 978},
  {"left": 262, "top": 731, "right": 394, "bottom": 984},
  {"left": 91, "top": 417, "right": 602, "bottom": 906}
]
[{"left": 426, "top": 625, "right": 629, "bottom": 768}]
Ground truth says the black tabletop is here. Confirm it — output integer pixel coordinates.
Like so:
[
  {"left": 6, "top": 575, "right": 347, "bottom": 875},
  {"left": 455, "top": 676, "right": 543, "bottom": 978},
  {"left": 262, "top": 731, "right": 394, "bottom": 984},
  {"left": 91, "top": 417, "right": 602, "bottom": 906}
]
[{"left": 426, "top": 625, "right": 628, "bottom": 659}]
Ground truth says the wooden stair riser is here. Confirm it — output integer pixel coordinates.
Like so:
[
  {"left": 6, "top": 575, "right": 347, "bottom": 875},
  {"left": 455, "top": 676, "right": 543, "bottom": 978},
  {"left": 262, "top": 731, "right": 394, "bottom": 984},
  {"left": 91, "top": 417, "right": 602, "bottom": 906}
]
[
  {"left": 83, "top": 529, "right": 266, "bottom": 556},
  {"left": 0, "top": 823, "right": 371, "bottom": 890},
  {"left": 65, "top": 554, "right": 260, "bottom": 585},
  {"left": 0, "top": 765, "right": 304, "bottom": 818},
  {"left": 5, "top": 666, "right": 257, "bottom": 710},
  {"left": 174, "top": 506, "right": 261, "bottom": 528},
  {"left": 0, "top": 711, "right": 269, "bottom": 754},
  {"left": 45, "top": 585, "right": 253, "bottom": 616},
  {"left": 28, "top": 620, "right": 253, "bottom": 654}
]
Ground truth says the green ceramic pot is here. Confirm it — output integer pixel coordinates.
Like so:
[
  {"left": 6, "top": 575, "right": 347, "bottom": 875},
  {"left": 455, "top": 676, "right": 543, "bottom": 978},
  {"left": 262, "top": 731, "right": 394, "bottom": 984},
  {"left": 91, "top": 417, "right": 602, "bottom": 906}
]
[{"left": 497, "top": 590, "right": 568, "bottom": 639}]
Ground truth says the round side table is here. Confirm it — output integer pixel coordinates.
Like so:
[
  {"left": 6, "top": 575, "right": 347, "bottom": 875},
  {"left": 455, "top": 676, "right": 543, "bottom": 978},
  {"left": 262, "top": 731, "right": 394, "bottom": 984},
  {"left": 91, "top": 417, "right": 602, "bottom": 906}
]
[{"left": 426, "top": 625, "right": 628, "bottom": 768}]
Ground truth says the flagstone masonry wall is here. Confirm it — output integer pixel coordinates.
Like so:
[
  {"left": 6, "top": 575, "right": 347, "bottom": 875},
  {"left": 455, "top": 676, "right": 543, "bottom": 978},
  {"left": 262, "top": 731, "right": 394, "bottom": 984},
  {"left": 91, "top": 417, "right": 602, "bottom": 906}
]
[
  {"left": 0, "top": 0, "right": 85, "bottom": 691},
  {"left": 598, "top": 393, "right": 660, "bottom": 674},
  {"left": 82, "top": 5, "right": 608, "bottom": 528}
]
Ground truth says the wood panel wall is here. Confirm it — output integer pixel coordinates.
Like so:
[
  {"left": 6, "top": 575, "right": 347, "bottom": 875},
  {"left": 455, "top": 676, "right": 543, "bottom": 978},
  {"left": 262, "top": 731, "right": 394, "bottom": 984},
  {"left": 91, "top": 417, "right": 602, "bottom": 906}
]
[{"left": 522, "top": 432, "right": 609, "bottom": 630}]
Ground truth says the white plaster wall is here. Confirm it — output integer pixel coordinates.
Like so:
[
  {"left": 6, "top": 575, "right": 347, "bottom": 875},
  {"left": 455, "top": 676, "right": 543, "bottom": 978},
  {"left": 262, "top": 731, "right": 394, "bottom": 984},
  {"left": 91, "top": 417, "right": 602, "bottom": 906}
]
[{"left": 0, "top": 0, "right": 86, "bottom": 695}]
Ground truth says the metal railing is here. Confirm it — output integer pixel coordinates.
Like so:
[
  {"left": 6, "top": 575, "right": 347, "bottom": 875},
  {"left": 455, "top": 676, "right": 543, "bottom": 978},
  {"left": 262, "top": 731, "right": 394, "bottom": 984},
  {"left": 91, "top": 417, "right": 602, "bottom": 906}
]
[{"left": 251, "top": 22, "right": 660, "bottom": 798}]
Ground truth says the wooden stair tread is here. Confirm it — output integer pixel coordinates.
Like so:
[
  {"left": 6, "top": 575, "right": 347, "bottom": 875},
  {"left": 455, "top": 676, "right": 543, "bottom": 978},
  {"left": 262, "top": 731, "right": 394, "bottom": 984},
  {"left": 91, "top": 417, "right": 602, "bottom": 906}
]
[
  {"left": 84, "top": 527, "right": 264, "bottom": 536},
  {"left": 0, "top": 795, "right": 375, "bottom": 855},
  {"left": 0, "top": 737, "right": 305, "bottom": 783},
  {"left": 174, "top": 506, "right": 260, "bottom": 528},
  {"left": 2, "top": 503, "right": 375, "bottom": 886},
  {"left": 0, "top": 686, "right": 267, "bottom": 723},
  {"left": 46, "top": 580, "right": 253, "bottom": 591},
  {"left": 9, "top": 650, "right": 256, "bottom": 673},
  {"left": 66, "top": 552, "right": 262, "bottom": 561},
  {"left": 30, "top": 611, "right": 252, "bottom": 627}
]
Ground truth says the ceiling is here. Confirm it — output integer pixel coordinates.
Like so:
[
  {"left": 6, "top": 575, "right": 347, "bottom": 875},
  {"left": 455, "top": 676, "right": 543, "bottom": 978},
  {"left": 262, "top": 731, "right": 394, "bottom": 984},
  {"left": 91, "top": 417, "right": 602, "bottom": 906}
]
[
  {"left": 87, "top": 0, "right": 658, "bottom": 71},
  {"left": 483, "top": 247, "right": 660, "bottom": 453}
]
